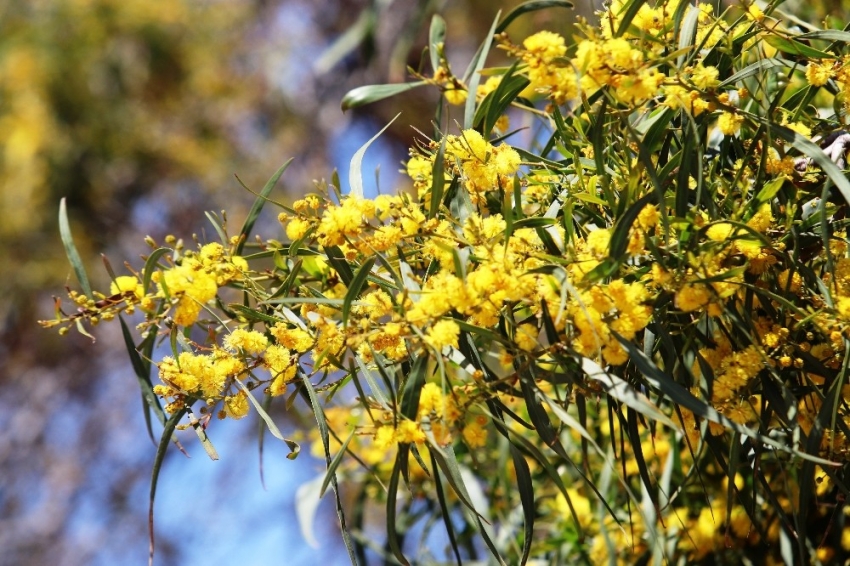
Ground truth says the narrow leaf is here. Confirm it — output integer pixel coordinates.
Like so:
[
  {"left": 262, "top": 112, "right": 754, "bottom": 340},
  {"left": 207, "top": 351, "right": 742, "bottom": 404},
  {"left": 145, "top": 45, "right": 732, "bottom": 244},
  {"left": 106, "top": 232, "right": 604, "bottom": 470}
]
[
  {"left": 233, "top": 378, "right": 300, "bottom": 458},
  {"left": 59, "top": 198, "right": 92, "bottom": 298},
  {"left": 343, "top": 256, "right": 377, "bottom": 325},
  {"left": 341, "top": 82, "right": 426, "bottom": 112},
  {"left": 463, "top": 13, "right": 500, "bottom": 129},
  {"left": 494, "top": 0, "right": 573, "bottom": 34},
  {"left": 300, "top": 370, "right": 359, "bottom": 564},
  {"left": 429, "top": 15, "right": 446, "bottom": 73},
  {"left": 719, "top": 58, "right": 792, "bottom": 87},
  {"left": 236, "top": 159, "right": 293, "bottom": 255},
  {"left": 295, "top": 475, "right": 325, "bottom": 549},
  {"left": 581, "top": 356, "right": 679, "bottom": 430},
  {"left": 320, "top": 427, "right": 356, "bottom": 497},
  {"left": 429, "top": 136, "right": 447, "bottom": 219},
  {"left": 763, "top": 35, "right": 833, "bottom": 59},
  {"left": 348, "top": 113, "right": 401, "bottom": 198},
  {"left": 148, "top": 408, "right": 187, "bottom": 566},
  {"left": 142, "top": 248, "right": 171, "bottom": 296}
]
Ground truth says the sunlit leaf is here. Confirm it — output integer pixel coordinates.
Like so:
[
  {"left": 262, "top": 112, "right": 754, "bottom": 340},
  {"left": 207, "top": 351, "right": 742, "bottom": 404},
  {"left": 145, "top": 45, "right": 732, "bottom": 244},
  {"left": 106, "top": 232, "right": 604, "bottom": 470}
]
[{"left": 341, "top": 82, "right": 426, "bottom": 112}]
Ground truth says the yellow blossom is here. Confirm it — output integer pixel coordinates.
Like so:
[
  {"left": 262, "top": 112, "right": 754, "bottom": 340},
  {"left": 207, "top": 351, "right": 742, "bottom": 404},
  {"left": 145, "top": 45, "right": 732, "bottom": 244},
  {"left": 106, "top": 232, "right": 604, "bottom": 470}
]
[
  {"left": 806, "top": 61, "right": 834, "bottom": 87},
  {"left": 223, "top": 391, "right": 250, "bottom": 419},
  {"left": 676, "top": 282, "right": 713, "bottom": 312},
  {"left": 717, "top": 112, "right": 744, "bottom": 136},
  {"left": 744, "top": 3, "right": 764, "bottom": 21},
  {"left": 110, "top": 275, "right": 144, "bottom": 300},
  {"left": 522, "top": 31, "right": 567, "bottom": 61},
  {"left": 586, "top": 228, "right": 611, "bottom": 258},
  {"left": 224, "top": 328, "right": 269, "bottom": 355},
  {"left": 462, "top": 419, "right": 488, "bottom": 448},
  {"left": 396, "top": 420, "right": 426, "bottom": 444},
  {"left": 271, "top": 324, "right": 314, "bottom": 352},
  {"left": 515, "top": 323, "right": 538, "bottom": 352},
  {"left": 373, "top": 425, "right": 396, "bottom": 450},
  {"left": 425, "top": 319, "right": 460, "bottom": 350},
  {"left": 286, "top": 217, "right": 312, "bottom": 241},
  {"left": 691, "top": 64, "right": 720, "bottom": 89}
]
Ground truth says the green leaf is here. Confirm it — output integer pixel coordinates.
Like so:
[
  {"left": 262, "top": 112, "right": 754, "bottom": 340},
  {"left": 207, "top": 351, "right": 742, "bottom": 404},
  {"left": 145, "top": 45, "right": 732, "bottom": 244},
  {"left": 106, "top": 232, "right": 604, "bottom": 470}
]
[
  {"left": 236, "top": 159, "right": 293, "bottom": 256},
  {"left": 187, "top": 409, "right": 219, "bottom": 461},
  {"left": 429, "top": 136, "right": 447, "bottom": 219},
  {"left": 295, "top": 475, "right": 325, "bottom": 550},
  {"left": 511, "top": 442, "right": 534, "bottom": 564},
  {"left": 427, "top": 441, "right": 506, "bottom": 565},
  {"left": 614, "top": 0, "right": 648, "bottom": 38},
  {"left": 228, "top": 304, "right": 281, "bottom": 325},
  {"left": 609, "top": 193, "right": 652, "bottom": 259},
  {"left": 324, "top": 245, "right": 355, "bottom": 286},
  {"left": 148, "top": 407, "right": 186, "bottom": 565},
  {"left": 513, "top": 217, "right": 557, "bottom": 229},
  {"left": 263, "top": 296, "right": 346, "bottom": 306},
  {"left": 429, "top": 450, "right": 463, "bottom": 566},
  {"left": 798, "top": 30, "right": 850, "bottom": 44},
  {"left": 58, "top": 198, "right": 92, "bottom": 298},
  {"left": 341, "top": 82, "right": 426, "bottom": 112},
  {"left": 400, "top": 355, "right": 429, "bottom": 420},
  {"left": 119, "top": 317, "right": 166, "bottom": 441},
  {"left": 141, "top": 248, "right": 171, "bottom": 296},
  {"left": 342, "top": 256, "right": 376, "bottom": 325},
  {"left": 355, "top": 354, "right": 392, "bottom": 410},
  {"left": 299, "top": 369, "right": 358, "bottom": 564},
  {"left": 232, "top": 377, "right": 300, "bottom": 458},
  {"left": 615, "top": 334, "right": 839, "bottom": 466},
  {"left": 314, "top": 8, "right": 375, "bottom": 75},
  {"left": 763, "top": 35, "right": 833, "bottom": 59},
  {"left": 676, "top": 4, "right": 701, "bottom": 67},
  {"left": 719, "top": 57, "right": 792, "bottom": 87},
  {"left": 581, "top": 356, "right": 679, "bottom": 429},
  {"left": 429, "top": 15, "right": 446, "bottom": 73},
  {"left": 386, "top": 445, "right": 411, "bottom": 566},
  {"left": 472, "top": 61, "right": 530, "bottom": 136},
  {"left": 764, "top": 121, "right": 850, "bottom": 207},
  {"left": 320, "top": 427, "right": 356, "bottom": 497},
  {"left": 349, "top": 113, "right": 401, "bottom": 200},
  {"left": 463, "top": 13, "right": 500, "bottom": 129},
  {"left": 754, "top": 176, "right": 785, "bottom": 204},
  {"left": 494, "top": 0, "right": 573, "bottom": 34},
  {"left": 204, "top": 211, "right": 228, "bottom": 244}
]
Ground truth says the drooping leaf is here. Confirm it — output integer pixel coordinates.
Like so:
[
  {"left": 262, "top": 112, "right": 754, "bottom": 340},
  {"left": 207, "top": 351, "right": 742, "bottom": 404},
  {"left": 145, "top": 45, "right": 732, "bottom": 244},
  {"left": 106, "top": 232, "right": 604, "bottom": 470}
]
[
  {"left": 320, "top": 426, "right": 356, "bottom": 497},
  {"left": 299, "top": 370, "right": 358, "bottom": 564},
  {"left": 148, "top": 408, "right": 186, "bottom": 566},
  {"left": 295, "top": 475, "right": 325, "bottom": 549},
  {"left": 233, "top": 377, "right": 300, "bottom": 458},
  {"left": 581, "top": 356, "right": 679, "bottom": 430},
  {"left": 119, "top": 316, "right": 165, "bottom": 442}
]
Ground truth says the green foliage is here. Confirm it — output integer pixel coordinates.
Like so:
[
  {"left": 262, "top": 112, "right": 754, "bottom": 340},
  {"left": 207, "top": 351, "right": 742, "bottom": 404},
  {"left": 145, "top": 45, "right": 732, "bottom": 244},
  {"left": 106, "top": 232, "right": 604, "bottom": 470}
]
[{"left": 43, "top": 0, "right": 850, "bottom": 564}]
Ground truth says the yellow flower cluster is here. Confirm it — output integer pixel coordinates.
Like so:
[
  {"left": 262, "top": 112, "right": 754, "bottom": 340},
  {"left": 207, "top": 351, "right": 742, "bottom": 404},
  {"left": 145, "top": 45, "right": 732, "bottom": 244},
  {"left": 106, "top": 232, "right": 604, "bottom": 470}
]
[
  {"left": 44, "top": 2, "right": 850, "bottom": 563},
  {"left": 445, "top": 129, "right": 522, "bottom": 201},
  {"left": 154, "top": 325, "right": 303, "bottom": 419},
  {"left": 152, "top": 242, "right": 247, "bottom": 326},
  {"left": 570, "top": 280, "right": 653, "bottom": 365}
]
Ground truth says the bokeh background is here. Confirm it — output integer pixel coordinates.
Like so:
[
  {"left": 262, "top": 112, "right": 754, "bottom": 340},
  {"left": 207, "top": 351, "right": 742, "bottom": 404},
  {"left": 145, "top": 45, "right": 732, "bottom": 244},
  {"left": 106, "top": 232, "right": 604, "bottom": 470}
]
[{"left": 0, "top": 1, "right": 580, "bottom": 564}]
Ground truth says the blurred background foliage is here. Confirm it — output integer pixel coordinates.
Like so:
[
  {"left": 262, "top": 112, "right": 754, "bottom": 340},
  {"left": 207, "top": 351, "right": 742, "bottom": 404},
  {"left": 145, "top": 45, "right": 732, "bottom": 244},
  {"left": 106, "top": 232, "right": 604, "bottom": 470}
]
[{"left": 0, "top": 0, "right": 582, "bottom": 564}]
